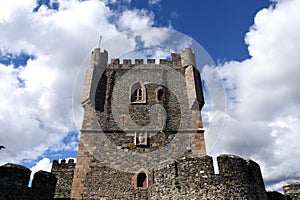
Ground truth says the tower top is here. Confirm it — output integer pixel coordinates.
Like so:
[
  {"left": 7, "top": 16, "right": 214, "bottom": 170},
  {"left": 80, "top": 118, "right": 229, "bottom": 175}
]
[{"left": 180, "top": 48, "right": 196, "bottom": 68}]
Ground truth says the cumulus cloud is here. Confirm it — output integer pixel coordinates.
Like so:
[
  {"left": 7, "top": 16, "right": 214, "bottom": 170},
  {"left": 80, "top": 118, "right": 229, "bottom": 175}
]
[
  {"left": 117, "top": 9, "right": 154, "bottom": 31},
  {"left": 206, "top": 0, "right": 300, "bottom": 191},
  {"left": 29, "top": 158, "right": 52, "bottom": 182},
  {"left": 0, "top": 0, "right": 155, "bottom": 165}
]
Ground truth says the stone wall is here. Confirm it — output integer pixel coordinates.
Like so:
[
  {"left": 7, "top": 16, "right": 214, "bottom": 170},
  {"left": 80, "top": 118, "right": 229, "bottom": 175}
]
[
  {"left": 92, "top": 50, "right": 206, "bottom": 156},
  {"left": 70, "top": 152, "right": 277, "bottom": 200},
  {"left": 51, "top": 159, "right": 76, "bottom": 199},
  {"left": 0, "top": 163, "right": 31, "bottom": 200},
  {"left": 95, "top": 58, "right": 202, "bottom": 133},
  {"left": 31, "top": 170, "right": 57, "bottom": 200},
  {"left": 71, "top": 153, "right": 271, "bottom": 199},
  {"left": 0, "top": 163, "right": 56, "bottom": 200},
  {"left": 149, "top": 154, "right": 268, "bottom": 200},
  {"left": 82, "top": 160, "right": 148, "bottom": 200},
  {"left": 283, "top": 182, "right": 300, "bottom": 200},
  {"left": 0, "top": 158, "right": 294, "bottom": 200}
]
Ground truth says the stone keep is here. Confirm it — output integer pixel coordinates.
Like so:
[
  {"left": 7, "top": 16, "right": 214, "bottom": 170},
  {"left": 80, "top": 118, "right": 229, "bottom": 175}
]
[{"left": 71, "top": 48, "right": 206, "bottom": 199}]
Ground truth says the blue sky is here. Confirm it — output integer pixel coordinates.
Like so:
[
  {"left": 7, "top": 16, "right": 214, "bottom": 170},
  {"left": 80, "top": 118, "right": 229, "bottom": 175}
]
[
  {"left": 0, "top": 0, "right": 300, "bottom": 193},
  {"left": 123, "top": 0, "right": 271, "bottom": 61}
]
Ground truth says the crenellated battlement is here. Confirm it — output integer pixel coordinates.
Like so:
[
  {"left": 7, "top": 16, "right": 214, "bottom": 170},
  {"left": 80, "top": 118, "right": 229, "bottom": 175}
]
[
  {"left": 52, "top": 159, "right": 75, "bottom": 170},
  {"left": 0, "top": 154, "right": 296, "bottom": 199},
  {"left": 51, "top": 159, "right": 76, "bottom": 199},
  {"left": 108, "top": 48, "right": 195, "bottom": 69},
  {"left": 150, "top": 153, "right": 268, "bottom": 199},
  {"left": 153, "top": 154, "right": 263, "bottom": 178},
  {"left": 217, "top": 154, "right": 262, "bottom": 178},
  {"left": 111, "top": 58, "right": 178, "bottom": 65}
]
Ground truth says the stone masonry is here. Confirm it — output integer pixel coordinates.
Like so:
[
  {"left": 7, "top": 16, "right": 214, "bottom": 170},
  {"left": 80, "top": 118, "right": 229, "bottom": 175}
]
[
  {"left": 71, "top": 47, "right": 206, "bottom": 199},
  {"left": 283, "top": 182, "right": 300, "bottom": 200},
  {"left": 149, "top": 153, "right": 268, "bottom": 199},
  {"left": 0, "top": 156, "right": 298, "bottom": 199},
  {"left": 51, "top": 159, "right": 76, "bottom": 199},
  {"left": 0, "top": 163, "right": 56, "bottom": 200}
]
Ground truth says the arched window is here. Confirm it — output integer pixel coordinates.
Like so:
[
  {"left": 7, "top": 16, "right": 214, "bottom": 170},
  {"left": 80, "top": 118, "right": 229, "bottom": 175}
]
[
  {"left": 130, "top": 82, "right": 146, "bottom": 103},
  {"left": 137, "top": 172, "right": 147, "bottom": 188},
  {"left": 134, "top": 87, "right": 143, "bottom": 101},
  {"left": 157, "top": 89, "right": 165, "bottom": 101}
]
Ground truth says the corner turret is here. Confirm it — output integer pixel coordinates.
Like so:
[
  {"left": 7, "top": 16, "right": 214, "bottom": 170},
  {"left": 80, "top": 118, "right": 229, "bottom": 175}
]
[
  {"left": 81, "top": 48, "right": 108, "bottom": 107},
  {"left": 180, "top": 48, "right": 196, "bottom": 68},
  {"left": 51, "top": 159, "right": 76, "bottom": 199}
]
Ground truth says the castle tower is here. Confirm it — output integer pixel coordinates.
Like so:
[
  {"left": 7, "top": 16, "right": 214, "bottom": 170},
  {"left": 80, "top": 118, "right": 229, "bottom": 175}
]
[{"left": 71, "top": 48, "right": 206, "bottom": 199}]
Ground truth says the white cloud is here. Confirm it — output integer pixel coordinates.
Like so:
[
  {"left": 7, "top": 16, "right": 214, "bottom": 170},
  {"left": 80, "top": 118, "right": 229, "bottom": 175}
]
[
  {"left": 0, "top": 0, "right": 155, "bottom": 165},
  {"left": 117, "top": 9, "right": 154, "bottom": 31},
  {"left": 30, "top": 157, "right": 52, "bottom": 176},
  {"left": 0, "top": 0, "right": 35, "bottom": 23},
  {"left": 148, "top": 0, "right": 161, "bottom": 5},
  {"left": 29, "top": 158, "right": 52, "bottom": 186},
  {"left": 102, "top": 0, "right": 131, "bottom": 5},
  {"left": 207, "top": 0, "right": 300, "bottom": 191}
]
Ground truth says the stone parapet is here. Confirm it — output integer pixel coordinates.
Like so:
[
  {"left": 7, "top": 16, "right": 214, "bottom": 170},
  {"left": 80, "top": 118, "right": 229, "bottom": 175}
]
[
  {"left": 0, "top": 163, "right": 56, "bottom": 200},
  {"left": 31, "top": 170, "right": 57, "bottom": 200},
  {"left": 149, "top": 153, "right": 268, "bottom": 200}
]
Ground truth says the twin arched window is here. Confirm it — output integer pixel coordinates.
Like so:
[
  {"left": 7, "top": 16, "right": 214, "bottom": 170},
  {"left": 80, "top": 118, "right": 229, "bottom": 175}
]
[
  {"left": 131, "top": 82, "right": 146, "bottom": 103},
  {"left": 130, "top": 83, "right": 165, "bottom": 103},
  {"left": 133, "top": 87, "right": 143, "bottom": 101}
]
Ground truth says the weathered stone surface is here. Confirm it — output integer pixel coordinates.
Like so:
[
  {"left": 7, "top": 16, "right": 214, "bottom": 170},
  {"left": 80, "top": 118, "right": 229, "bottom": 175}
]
[
  {"left": 71, "top": 48, "right": 206, "bottom": 199},
  {"left": 31, "top": 170, "right": 57, "bottom": 200},
  {"left": 0, "top": 163, "right": 31, "bottom": 200},
  {"left": 0, "top": 163, "right": 56, "bottom": 200},
  {"left": 83, "top": 161, "right": 148, "bottom": 200},
  {"left": 51, "top": 159, "right": 76, "bottom": 199},
  {"left": 283, "top": 182, "right": 300, "bottom": 200},
  {"left": 149, "top": 153, "right": 268, "bottom": 200}
]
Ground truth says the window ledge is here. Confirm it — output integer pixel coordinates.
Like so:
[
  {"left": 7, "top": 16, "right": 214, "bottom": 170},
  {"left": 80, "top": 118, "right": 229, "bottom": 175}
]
[{"left": 130, "top": 100, "right": 147, "bottom": 104}]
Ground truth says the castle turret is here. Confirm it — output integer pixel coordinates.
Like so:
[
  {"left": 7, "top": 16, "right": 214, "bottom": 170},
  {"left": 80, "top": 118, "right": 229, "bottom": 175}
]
[
  {"left": 0, "top": 163, "right": 31, "bottom": 199},
  {"left": 180, "top": 48, "right": 196, "bottom": 68},
  {"left": 51, "top": 159, "right": 76, "bottom": 199},
  {"left": 81, "top": 48, "right": 108, "bottom": 107},
  {"left": 0, "top": 163, "right": 57, "bottom": 200}
]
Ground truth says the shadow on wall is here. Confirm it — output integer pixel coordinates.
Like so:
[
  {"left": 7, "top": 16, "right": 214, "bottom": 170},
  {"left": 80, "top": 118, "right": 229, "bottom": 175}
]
[{"left": 0, "top": 163, "right": 56, "bottom": 200}]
